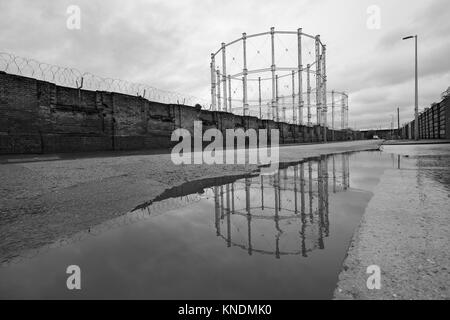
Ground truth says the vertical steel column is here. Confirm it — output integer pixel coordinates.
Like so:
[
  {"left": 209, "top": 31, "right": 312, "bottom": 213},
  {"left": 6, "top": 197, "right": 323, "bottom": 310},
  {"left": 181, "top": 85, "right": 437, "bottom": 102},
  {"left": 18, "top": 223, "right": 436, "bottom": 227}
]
[
  {"left": 222, "top": 43, "right": 228, "bottom": 113},
  {"left": 300, "top": 163, "right": 305, "bottom": 216},
  {"left": 308, "top": 161, "right": 313, "bottom": 222},
  {"left": 211, "top": 53, "right": 216, "bottom": 111},
  {"left": 315, "top": 35, "right": 321, "bottom": 126},
  {"left": 342, "top": 154, "right": 348, "bottom": 189},
  {"left": 294, "top": 166, "right": 298, "bottom": 214},
  {"left": 227, "top": 75, "right": 232, "bottom": 113},
  {"left": 226, "top": 184, "right": 231, "bottom": 247},
  {"left": 297, "top": 28, "right": 303, "bottom": 125},
  {"left": 220, "top": 186, "right": 224, "bottom": 219},
  {"left": 344, "top": 95, "right": 347, "bottom": 130},
  {"left": 216, "top": 69, "right": 221, "bottom": 111},
  {"left": 322, "top": 45, "right": 327, "bottom": 142},
  {"left": 245, "top": 178, "right": 251, "bottom": 215},
  {"left": 331, "top": 90, "right": 335, "bottom": 141},
  {"left": 247, "top": 214, "right": 252, "bottom": 256},
  {"left": 346, "top": 154, "right": 350, "bottom": 189},
  {"left": 231, "top": 183, "right": 235, "bottom": 215},
  {"left": 274, "top": 173, "right": 280, "bottom": 232},
  {"left": 260, "top": 176, "right": 264, "bottom": 210},
  {"left": 214, "top": 186, "right": 220, "bottom": 235},
  {"left": 292, "top": 70, "right": 296, "bottom": 124},
  {"left": 341, "top": 95, "right": 345, "bottom": 130},
  {"left": 242, "top": 77, "right": 246, "bottom": 116},
  {"left": 323, "top": 156, "right": 329, "bottom": 234},
  {"left": 317, "top": 157, "right": 324, "bottom": 249},
  {"left": 245, "top": 179, "right": 252, "bottom": 255},
  {"left": 300, "top": 163, "right": 306, "bottom": 256},
  {"left": 245, "top": 178, "right": 252, "bottom": 255},
  {"left": 414, "top": 35, "right": 419, "bottom": 141},
  {"left": 242, "top": 33, "right": 249, "bottom": 116},
  {"left": 273, "top": 173, "right": 280, "bottom": 216},
  {"left": 271, "top": 27, "right": 277, "bottom": 122},
  {"left": 346, "top": 95, "right": 349, "bottom": 129},
  {"left": 332, "top": 155, "right": 336, "bottom": 193},
  {"left": 258, "top": 77, "right": 262, "bottom": 119},
  {"left": 275, "top": 74, "right": 279, "bottom": 121},
  {"left": 307, "top": 64, "right": 311, "bottom": 126}
]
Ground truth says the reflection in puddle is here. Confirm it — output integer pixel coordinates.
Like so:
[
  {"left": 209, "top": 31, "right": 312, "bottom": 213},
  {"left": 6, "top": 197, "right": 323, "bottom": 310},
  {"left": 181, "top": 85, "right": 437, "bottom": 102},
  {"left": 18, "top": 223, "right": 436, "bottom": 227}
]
[
  {"left": 212, "top": 154, "right": 349, "bottom": 258},
  {"left": 0, "top": 152, "right": 382, "bottom": 299}
]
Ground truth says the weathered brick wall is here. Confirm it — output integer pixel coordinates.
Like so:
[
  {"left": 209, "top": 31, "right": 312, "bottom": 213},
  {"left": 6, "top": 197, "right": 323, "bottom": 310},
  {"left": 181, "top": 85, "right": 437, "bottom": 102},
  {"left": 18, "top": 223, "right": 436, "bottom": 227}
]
[
  {"left": 399, "top": 96, "right": 449, "bottom": 140},
  {"left": 0, "top": 72, "right": 354, "bottom": 154},
  {"left": 444, "top": 96, "right": 450, "bottom": 139}
]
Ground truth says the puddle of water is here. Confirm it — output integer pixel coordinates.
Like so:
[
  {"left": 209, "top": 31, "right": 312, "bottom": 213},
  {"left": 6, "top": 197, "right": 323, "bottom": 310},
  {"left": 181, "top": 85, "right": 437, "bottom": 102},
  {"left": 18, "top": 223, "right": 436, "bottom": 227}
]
[{"left": 1, "top": 146, "right": 448, "bottom": 299}]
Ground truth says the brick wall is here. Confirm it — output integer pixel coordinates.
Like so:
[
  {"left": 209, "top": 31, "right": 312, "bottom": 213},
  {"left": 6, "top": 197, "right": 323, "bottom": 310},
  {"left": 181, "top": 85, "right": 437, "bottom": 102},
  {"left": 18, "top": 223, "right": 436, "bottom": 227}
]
[
  {"left": 399, "top": 95, "right": 449, "bottom": 140},
  {"left": 0, "top": 72, "right": 354, "bottom": 154}
]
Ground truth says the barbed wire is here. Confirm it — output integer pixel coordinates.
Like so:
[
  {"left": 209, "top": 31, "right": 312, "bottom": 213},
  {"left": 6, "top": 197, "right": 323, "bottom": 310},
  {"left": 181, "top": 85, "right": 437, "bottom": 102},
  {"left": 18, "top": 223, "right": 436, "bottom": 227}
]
[
  {"left": 442, "top": 87, "right": 450, "bottom": 99},
  {"left": 0, "top": 52, "right": 210, "bottom": 108}
]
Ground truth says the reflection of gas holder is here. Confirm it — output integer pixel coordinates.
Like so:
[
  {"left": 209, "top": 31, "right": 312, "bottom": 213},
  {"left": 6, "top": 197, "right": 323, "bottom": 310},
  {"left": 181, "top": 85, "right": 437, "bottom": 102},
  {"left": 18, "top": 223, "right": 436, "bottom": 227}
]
[
  {"left": 213, "top": 154, "right": 350, "bottom": 258},
  {"left": 1, "top": 153, "right": 350, "bottom": 267}
]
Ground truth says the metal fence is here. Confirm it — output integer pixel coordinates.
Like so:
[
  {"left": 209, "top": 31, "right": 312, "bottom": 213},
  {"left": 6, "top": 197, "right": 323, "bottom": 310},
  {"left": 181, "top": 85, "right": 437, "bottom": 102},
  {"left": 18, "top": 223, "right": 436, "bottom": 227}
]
[{"left": 0, "top": 52, "right": 210, "bottom": 108}]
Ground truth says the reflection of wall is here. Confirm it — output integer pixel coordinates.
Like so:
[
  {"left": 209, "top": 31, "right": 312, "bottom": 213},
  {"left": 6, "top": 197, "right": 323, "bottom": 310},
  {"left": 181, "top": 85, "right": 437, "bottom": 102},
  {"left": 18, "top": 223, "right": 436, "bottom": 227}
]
[{"left": 213, "top": 154, "right": 350, "bottom": 258}]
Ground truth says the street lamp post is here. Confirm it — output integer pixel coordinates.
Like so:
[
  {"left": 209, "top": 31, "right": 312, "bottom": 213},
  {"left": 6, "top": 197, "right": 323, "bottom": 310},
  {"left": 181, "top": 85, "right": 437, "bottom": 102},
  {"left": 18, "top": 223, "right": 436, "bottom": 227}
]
[{"left": 402, "top": 35, "right": 419, "bottom": 140}]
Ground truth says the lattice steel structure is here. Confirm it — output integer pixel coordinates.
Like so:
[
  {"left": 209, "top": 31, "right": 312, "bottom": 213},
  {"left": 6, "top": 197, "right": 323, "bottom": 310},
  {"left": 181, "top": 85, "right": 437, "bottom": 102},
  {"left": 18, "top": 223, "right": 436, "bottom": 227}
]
[
  {"left": 211, "top": 27, "right": 327, "bottom": 126},
  {"left": 210, "top": 28, "right": 350, "bottom": 132},
  {"left": 330, "top": 90, "right": 349, "bottom": 131}
]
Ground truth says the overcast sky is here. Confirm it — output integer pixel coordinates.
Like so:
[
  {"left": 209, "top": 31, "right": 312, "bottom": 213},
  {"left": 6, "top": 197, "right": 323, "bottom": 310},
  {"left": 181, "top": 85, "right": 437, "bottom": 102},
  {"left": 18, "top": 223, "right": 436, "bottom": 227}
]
[{"left": 1, "top": 0, "right": 449, "bottom": 129}]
